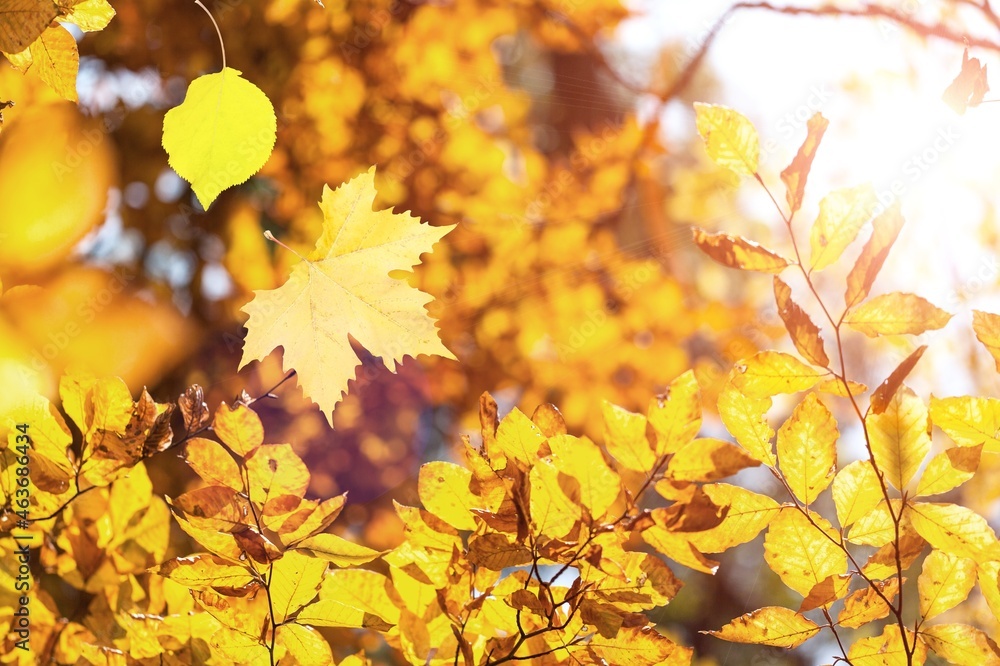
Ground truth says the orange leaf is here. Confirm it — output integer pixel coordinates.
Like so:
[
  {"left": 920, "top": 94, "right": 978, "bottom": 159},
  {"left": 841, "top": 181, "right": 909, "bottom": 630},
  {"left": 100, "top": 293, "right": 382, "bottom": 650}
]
[
  {"left": 870, "top": 345, "right": 926, "bottom": 415},
  {"left": 773, "top": 276, "right": 829, "bottom": 367},
  {"left": 845, "top": 202, "right": 904, "bottom": 308},
  {"left": 972, "top": 310, "right": 1000, "bottom": 372},
  {"left": 692, "top": 228, "right": 790, "bottom": 273},
  {"left": 781, "top": 112, "right": 828, "bottom": 215}
]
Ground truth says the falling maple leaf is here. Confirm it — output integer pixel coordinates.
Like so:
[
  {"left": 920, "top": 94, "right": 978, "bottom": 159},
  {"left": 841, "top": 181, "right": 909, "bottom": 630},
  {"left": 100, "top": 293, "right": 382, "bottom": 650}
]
[{"left": 239, "top": 166, "right": 456, "bottom": 424}]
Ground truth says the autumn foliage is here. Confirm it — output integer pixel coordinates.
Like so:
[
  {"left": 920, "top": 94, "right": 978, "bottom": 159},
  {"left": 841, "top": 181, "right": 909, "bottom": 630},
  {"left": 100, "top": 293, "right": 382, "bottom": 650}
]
[{"left": 3, "top": 1, "right": 1000, "bottom": 665}]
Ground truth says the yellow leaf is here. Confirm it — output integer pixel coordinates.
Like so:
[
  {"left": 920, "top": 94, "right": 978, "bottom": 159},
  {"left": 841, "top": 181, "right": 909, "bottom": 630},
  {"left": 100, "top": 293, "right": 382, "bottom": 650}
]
[
  {"left": 832, "top": 460, "right": 883, "bottom": 528},
  {"left": 973, "top": 310, "right": 1000, "bottom": 373},
  {"left": 686, "top": 483, "right": 781, "bottom": 553},
  {"left": 6, "top": 393, "right": 73, "bottom": 493},
  {"left": 246, "top": 443, "right": 310, "bottom": 508},
  {"left": 848, "top": 499, "right": 905, "bottom": 547},
  {"left": 602, "top": 401, "right": 656, "bottom": 472},
  {"left": 845, "top": 202, "right": 905, "bottom": 308},
  {"left": 707, "top": 606, "right": 819, "bottom": 648},
  {"left": 213, "top": 402, "right": 264, "bottom": 457},
  {"left": 836, "top": 577, "right": 900, "bottom": 628},
  {"left": 277, "top": 623, "right": 333, "bottom": 666},
  {"left": 211, "top": 626, "right": 271, "bottom": 666},
  {"left": 294, "top": 533, "right": 381, "bottom": 566},
  {"left": 647, "top": 370, "right": 702, "bottom": 456},
  {"left": 863, "top": 532, "right": 927, "bottom": 580},
  {"left": 730, "top": 351, "right": 828, "bottom": 398},
  {"left": 978, "top": 561, "right": 1000, "bottom": 623},
  {"left": 916, "top": 444, "right": 981, "bottom": 497},
  {"left": 800, "top": 573, "right": 852, "bottom": 612},
  {"left": 240, "top": 168, "right": 454, "bottom": 424},
  {"left": 642, "top": 527, "right": 719, "bottom": 574},
  {"left": 269, "top": 551, "right": 327, "bottom": 623},
  {"left": 773, "top": 276, "right": 829, "bottom": 366},
  {"left": 162, "top": 66, "right": 276, "bottom": 208},
  {"left": 844, "top": 292, "right": 952, "bottom": 337},
  {"left": 529, "top": 457, "right": 579, "bottom": 539},
  {"left": 494, "top": 405, "right": 546, "bottom": 466},
  {"left": 910, "top": 502, "right": 1000, "bottom": 563},
  {"left": 58, "top": 0, "right": 115, "bottom": 31},
  {"left": 921, "top": 624, "right": 1000, "bottom": 665},
  {"left": 781, "top": 112, "right": 828, "bottom": 215},
  {"left": 27, "top": 25, "right": 79, "bottom": 101},
  {"left": 777, "top": 393, "right": 838, "bottom": 505},
  {"left": 815, "top": 378, "right": 867, "bottom": 397},
  {"left": 930, "top": 395, "right": 1000, "bottom": 453},
  {"left": 692, "top": 228, "right": 790, "bottom": 273},
  {"left": 717, "top": 382, "right": 775, "bottom": 466},
  {"left": 918, "top": 550, "right": 976, "bottom": 621},
  {"left": 693, "top": 102, "right": 759, "bottom": 176},
  {"left": 548, "top": 434, "right": 621, "bottom": 519},
  {"left": 150, "top": 553, "right": 255, "bottom": 590},
  {"left": 183, "top": 437, "right": 242, "bottom": 490},
  {"left": 418, "top": 461, "right": 480, "bottom": 531},
  {"left": 764, "top": 508, "right": 846, "bottom": 596},
  {"left": 866, "top": 386, "right": 931, "bottom": 490},
  {"left": 589, "top": 625, "right": 693, "bottom": 665},
  {"left": 848, "top": 625, "right": 925, "bottom": 666},
  {"left": 298, "top": 569, "right": 397, "bottom": 631},
  {"left": 666, "top": 437, "right": 759, "bottom": 483},
  {"left": 809, "top": 183, "right": 878, "bottom": 271},
  {"left": 0, "top": 0, "right": 56, "bottom": 53}
]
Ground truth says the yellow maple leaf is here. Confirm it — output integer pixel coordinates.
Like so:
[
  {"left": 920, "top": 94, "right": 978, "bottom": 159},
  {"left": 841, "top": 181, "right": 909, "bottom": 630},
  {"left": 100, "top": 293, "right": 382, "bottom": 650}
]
[{"left": 240, "top": 167, "right": 455, "bottom": 424}]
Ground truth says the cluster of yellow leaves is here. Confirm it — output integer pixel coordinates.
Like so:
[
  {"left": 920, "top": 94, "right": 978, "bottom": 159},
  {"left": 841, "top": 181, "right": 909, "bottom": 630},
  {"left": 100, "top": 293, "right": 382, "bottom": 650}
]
[
  {"left": 0, "top": 0, "right": 115, "bottom": 101},
  {"left": 691, "top": 102, "right": 1000, "bottom": 662},
  {"left": 368, "top": 370, "right": 782, "bottom": 665}
]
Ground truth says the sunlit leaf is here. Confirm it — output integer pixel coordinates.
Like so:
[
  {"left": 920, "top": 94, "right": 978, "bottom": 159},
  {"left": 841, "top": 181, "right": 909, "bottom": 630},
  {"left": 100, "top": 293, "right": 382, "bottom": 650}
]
[
  {"left": 706, "top": 606, "right": 819, "bottom": 648},
  {"left": 918, "top": 550, "right": 976, "bottom": 621},
  {"left": 915, "top": 444, "right": 981, "bottom": 497},
  {"left": 866, "top": 386, "right": 931, "bottom": 490},
  {"left": 240, "top": 168, "right": 455, "bottom": 423},
  {"left": 269, "top": 551, "right": 327, "bottom": 623},
  {"left": 832, "top": 459, "right": 883, "bottom": 528},
  {"left": 693, "top": 102, "right": 759, "bottom": 176},
  {"left": 692, "top": 228, "right": 790, "bottom": 273},
  {"left": 844, "top": 292, "right": 951, "bottom": 337},
  {"left": 870, "top": 345, "right": 926, "bottom": 415},
  {"left": 776, "top": 393, "right": 838, "bottom": 505},
  {"left": 909, "top": 502, "right": 1000, "bottom": 563},
  {"left": 763, "top": 508, "right": 846, "bottom": 596},
  {"left": 972, "top": 310, "right": 1000, "bottom": 373},
  {"left": 809, "top": 184, "right": 877, "bottom": 271},
  {"left": 717, "top": 382, "right": 775, "bottom": 466},
  {"left": 730, "top": 351, "right": 827, "bottom": 398},
  {"left": 162, "top": 67, "right": 276, "bottom": 208},
  {"left": 781, "top": 112, "right": 828, "bottom": 215},
  {"left": 836, "top": 576, "right": 899, "bottom": 628},
  {"left": 845, "top": 202, "right": 904, "bottom": 308},
  {"left": 930, "top": 394, "right": 1000, "bottom": 453},
  {"left": 773, "top": 276, "right": 828, "bottom": 367},
  {"left": 921, "top": 624, "right": 1000, "bottom": 664}
]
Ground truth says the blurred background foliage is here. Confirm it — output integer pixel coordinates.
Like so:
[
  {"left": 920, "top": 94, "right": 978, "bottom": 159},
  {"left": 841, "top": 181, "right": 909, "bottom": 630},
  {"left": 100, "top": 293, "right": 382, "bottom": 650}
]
[{"left": 3, "top": 0, "right": 1000, "bottom": 663}]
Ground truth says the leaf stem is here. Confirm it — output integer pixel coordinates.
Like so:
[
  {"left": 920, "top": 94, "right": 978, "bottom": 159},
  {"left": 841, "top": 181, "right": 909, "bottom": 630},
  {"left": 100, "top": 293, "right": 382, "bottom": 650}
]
[
  {"left": 194, "top": 0, "right": 226, "bottom": 72},
  {"left": 264, "top": 230, "right": 308, "bottom": 263}
]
